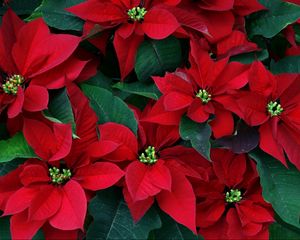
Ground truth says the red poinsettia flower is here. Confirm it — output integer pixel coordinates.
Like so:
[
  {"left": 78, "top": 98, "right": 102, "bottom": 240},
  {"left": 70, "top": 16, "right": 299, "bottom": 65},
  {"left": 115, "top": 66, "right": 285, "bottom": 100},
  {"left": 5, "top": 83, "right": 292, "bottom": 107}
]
[
  {"left": 67, "top": 0, "right": 181, "bottom": 79},
  {"left": 0, "top": 10, "right": 93, "bottom": 119},
  {"left": 88, "top": 103, "right": 209, "bottom": 233},
  {"left": 196, "top": 149, "right": 274, "bottom": 239},
  {"left": 0, "top": 85, "right": 124, "bottom": 239},
  {"left": 146, "top": 41, "right": 249, "bottom": 138},
  {"left": 231, "top": 61, "right": 300, "bottom": 169}
]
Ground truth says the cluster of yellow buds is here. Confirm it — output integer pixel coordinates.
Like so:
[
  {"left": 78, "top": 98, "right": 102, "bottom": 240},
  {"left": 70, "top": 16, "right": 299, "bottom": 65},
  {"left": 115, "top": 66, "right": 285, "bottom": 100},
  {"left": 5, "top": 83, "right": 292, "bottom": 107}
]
[{"left": 2, "top": 74, "right": 24, "bottom": 95}]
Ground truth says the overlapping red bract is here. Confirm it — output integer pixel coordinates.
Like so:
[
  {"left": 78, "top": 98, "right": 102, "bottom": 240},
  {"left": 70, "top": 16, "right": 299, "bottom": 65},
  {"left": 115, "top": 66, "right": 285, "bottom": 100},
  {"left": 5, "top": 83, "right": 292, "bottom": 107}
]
[{"left": 1, "top": 0, "right": 300, "bottom": 239}]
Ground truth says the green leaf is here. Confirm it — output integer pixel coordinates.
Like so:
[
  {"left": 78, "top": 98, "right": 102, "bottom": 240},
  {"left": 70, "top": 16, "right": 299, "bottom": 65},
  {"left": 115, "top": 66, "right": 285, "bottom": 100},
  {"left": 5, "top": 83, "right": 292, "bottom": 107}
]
[
  {"left": 230, "top": 49, "right": 269, "bottom": 64},
  {"left": 0, "top": 132, "right": 37, "bottom": 163},
  {"left": 43, "top": 88, "right": 76, "bottom": 137},
  {"left": 113, "top": 82, "right": 161, "bottom": 100},
  {"left": 0, "top": 0, "right": 42, "bottom": 15},
  {"left": 81, "top": 84, "right": 138, "bottom": 135},
  {"left": 87, "top": 188, "right": 161, "bottom": 240},
  {"left": 39, "top": 0, "right": 84, "bottom": 31},
  {"left": 0, "top": 217, "right": 11, "bottom": 240},
  {"left": 135, "top": 36, "right": 182, "bottom": 82},
  {"left": 0, "top": 216, "right": 45, "bottom": 240},
  {"left": 153, "top": 212, "right": 199, "bottom": 240},
  {"left": 270, "top": 222, "right": 300, "bottom": 240},
  {"left": 248, "top": 0, "right": 300, "bottom": 38},
  {"left": 249, "top": 150, "right": 300, "bottom": 229},
  {"left": 270, "top": 56, "right": 300, "bottom": 74},
  {"left": 179, "top": 116, "right": 211, "bottom": 160},
  {"left": 0, "top": 158, "right": 25, "bottom": 176}
]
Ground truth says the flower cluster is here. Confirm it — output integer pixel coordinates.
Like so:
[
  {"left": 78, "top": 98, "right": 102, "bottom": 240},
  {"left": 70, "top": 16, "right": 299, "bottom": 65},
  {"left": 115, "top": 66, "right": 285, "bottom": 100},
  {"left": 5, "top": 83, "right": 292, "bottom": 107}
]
[{"left": 0, "top": 0, "right": 300, "bottom": 239}]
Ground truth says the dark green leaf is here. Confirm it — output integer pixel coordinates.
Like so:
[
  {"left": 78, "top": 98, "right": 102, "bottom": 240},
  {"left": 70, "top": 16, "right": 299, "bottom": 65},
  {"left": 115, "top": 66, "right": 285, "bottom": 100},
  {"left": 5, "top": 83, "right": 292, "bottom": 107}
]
[
  {"left": 39, "top": 0, "right": 84, "bottom": 31},
  {"left": 81, "top": 84, "right": 138, "bottom": 135},
  {"left": 0, "top": 0, "right": 42, "bottom": 15},
  {"left": 230, "top": 49, "right": 269, "bottom": 64},
  {"left": 0, "top": 158, "right": 25, "bottom": 176},
  {"left": 113, "top": 82, "right": 161, "bottom": 100},
  {"left": 87, "top": 188, "right": 161, "bottom": 240},
  {"left": 135, "top": 37, "right": 182, "bottom": 82},
  {"left": 0, "top": 217, "right": 11, "bottom": 240},
  {"left": 179, "top": 116, "right": 211, "bottom": 160},
  {"left": 43, "top": 88, "right": 76, "bottom": 136},
  {"left": 0, "top": 132, "right": 37, "bottom": 163},
  {"left": 250, "top": 150, "right": 300, "bottom": 229},
  {"left": 153, "top": 212, "right": 199, "bottom": 240},
  {"left": 270, "top": 222, "right": 300, "bottom": 240},
  {"left": 270, "top": 56, "right": 300, "bottom": 74},
  {"left": 248, "top": 0, "right": 300, "bottom": 38}
]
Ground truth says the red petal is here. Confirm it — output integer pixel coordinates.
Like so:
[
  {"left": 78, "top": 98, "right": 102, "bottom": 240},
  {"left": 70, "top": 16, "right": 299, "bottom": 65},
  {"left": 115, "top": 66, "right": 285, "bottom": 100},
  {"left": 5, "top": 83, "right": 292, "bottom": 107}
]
[
  {"left": 126, "top": 161, "right": 171, "bottom": 201},
  {"left": 11, "top": 211, "right": 45, "bottom": 240},
  {"left": 23, "top": 118, "right": 57, "bottom": 160},
  {"left": 123, "top": 187, "right": 154, "bottom": 222},
  {"left": 67, "top": 1, "right": 126, "bottom": 23},
  {"left": 248, "top": 61, "right": 275, "bottom": 97},
  {"left": 157, "top": 169, "right": 197, "bottom": 233},
  {"left": 4, "top": 187, "right": 37, "bottom": 216},
  {"left": 210, "top": 109, "right": 234, "bottom": 138},
  {"left": 12, "top": 18, "right": 80, "bottom": 77},
  {"left": 142, "top": 8, "right": 179, "bottom": 39},
  {"left": 236, "top": 201, "right": 274, "bottom": 224},
  {"left": 7, "top": 87, "right": 24, "bottom": 118},
  {"left": 211, "top": 149, "right": 246, "bottom": 186},
  {"left": 29, "top": 186, "right": 62, "bottom": 221},
  {"left": 113, "top": 32, "right": 143, "bottom": 80},
  {"left": 0, "top": 9, "right": 24, "bottom": 73},
  {"left": 142, "top": 97, "right": 184, "bottom": 125},
  {"left": 74, "top": 162, "right": 124, "bottom": 191},
  {"left": 50, "top": 180, "right": 87, "bottom": 230},
  {"left": 164, "top": 92, "right": 193, "bottom": 111},
  {"left": 187, "top": 99, "right": 211, "bottom": 123},
  {"left": 201, "top": 11, "right": 234, "bottom": 43},
  {"left": 217, "top": 30, "right": 258, "bottom": 57},
  {"left": 20, "top": 164, "right": 49, "bottom": 186},
  {"left": 168, "top": 7, "right": 209, "bottom": 36},
  {"left": 0, "top": 168, "right": 22, "bottom": 210},
  {"left": 49, "top": 122, "right": 73, "bottom": 162},
  {"left": 31, "top": 57, "right": 89, "bottom": 89},
  {"left": 259, "top": 122, "right": 286, "bottom": 166},
  {"left": 88, "top": 140, "right": 120, "bottom": 158},
  {"left": 153, "top": 72, "right": 194, "bottom": 95},
  {"left": 197, "top": 0, "right": 234, "bottom": 11},
  {"left": 226, "top": 208, "right": 244, "bottom": 239},
  {"left": 277, "top": 124, "right": 300, "bottom": 170},
  {"left": 23, "top": 85, "right": 49, "bottom": 112},
  {"left": 99, "top": 122, "right": 138, "bottom": 153}
]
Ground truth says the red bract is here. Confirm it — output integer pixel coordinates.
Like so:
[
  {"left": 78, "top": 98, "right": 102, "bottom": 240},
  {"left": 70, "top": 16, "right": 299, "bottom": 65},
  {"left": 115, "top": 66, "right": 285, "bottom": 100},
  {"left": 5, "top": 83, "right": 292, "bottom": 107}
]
[
  {"left": 67, "top": 0, "right": 181, "bottom": 79},
  {"left": 0, "top": 10, "right": 91, "bottom": 118},
  {"left": 88, "top": 103, "right": 209, "bottom": 233},
  {"left": 233, "top": 61, "right": 300, "bottom": 169},
  {"left": 196, "top": 149, "right": 274, "bottom": 239},
  {"left": 216, "top": 30, "right": 259, "bottom": 59},
  {"left": 147, "top": 41, "right": 249, "bottom": 138},
  {"left": 0, "top": 85, "right": 124, "bottom": 239},
  {"left": 178, "top": 0, "right": 264, "bottom": 43}
]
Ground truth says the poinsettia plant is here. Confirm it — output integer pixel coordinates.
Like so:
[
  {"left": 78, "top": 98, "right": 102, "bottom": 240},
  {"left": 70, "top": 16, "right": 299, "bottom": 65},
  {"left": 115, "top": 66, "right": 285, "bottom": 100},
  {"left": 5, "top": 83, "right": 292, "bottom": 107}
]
[{"left": 0, "top": 0, "right": 300, "bottom": 239}]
